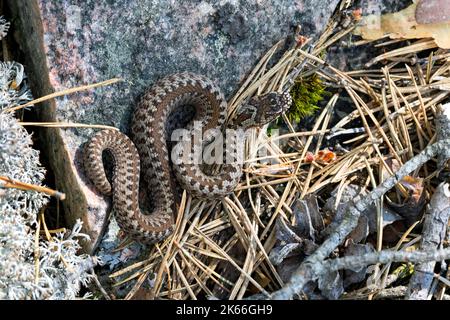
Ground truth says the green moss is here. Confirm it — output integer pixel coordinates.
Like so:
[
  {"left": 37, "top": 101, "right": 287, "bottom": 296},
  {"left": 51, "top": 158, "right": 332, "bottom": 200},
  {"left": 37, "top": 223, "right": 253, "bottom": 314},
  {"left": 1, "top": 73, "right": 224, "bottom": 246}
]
[
  {"left": 286, "top": 74, "right": 326, "bottom": 123},
  {"left": 393, "top": 263, "right": 414, "bottom": 279},
  {"left": 267, "top": 75, "right": 328, "bottom": 136}
]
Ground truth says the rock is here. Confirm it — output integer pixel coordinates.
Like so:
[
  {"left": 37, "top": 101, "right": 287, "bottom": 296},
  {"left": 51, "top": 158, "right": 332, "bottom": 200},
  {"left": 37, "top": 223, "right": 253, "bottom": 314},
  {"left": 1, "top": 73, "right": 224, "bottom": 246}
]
[
  {"left": 359, "top": 0, "right": 412, "bottom": 15},
  {"left": 7, "top": 0, "right": 339, "bottom": 253},
  {"left": 416, "top": 0, "right": 450, "bottom": 25}
]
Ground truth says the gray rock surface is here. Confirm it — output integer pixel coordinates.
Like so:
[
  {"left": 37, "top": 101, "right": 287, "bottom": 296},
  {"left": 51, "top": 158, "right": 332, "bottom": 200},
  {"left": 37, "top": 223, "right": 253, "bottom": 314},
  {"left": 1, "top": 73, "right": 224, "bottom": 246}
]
[
  {"left": 8, "top": 0, "right": 339, "bottom": 253},
  {"left": 416, "top": 0, "right": 450, "bottom": 24}
]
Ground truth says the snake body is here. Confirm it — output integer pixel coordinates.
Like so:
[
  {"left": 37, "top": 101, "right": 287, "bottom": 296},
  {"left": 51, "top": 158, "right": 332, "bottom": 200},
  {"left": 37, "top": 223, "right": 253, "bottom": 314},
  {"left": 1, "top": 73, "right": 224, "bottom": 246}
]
[{"left": 84, "top": 72, "right": 292, "bottom": 243}]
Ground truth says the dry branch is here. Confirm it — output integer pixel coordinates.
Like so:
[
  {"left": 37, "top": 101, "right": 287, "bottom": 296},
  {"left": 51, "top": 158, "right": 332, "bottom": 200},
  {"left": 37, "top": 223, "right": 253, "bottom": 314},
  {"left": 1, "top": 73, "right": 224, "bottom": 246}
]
[{"left": 326, "top": 247, "right": 450, "bottom": 273}]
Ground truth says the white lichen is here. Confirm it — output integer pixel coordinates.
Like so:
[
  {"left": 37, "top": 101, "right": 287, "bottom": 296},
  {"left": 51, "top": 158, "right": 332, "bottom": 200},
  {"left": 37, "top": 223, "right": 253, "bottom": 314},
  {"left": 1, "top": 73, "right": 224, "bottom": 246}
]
[
  {"left": 0, "top": 61, "right": 32, "bottom": 110},
  {"left": 0, "top": 17, "right": 96, "bottom": 300},
  {"left": 0, "top": 16, "right": 10, "bottom": 40}
]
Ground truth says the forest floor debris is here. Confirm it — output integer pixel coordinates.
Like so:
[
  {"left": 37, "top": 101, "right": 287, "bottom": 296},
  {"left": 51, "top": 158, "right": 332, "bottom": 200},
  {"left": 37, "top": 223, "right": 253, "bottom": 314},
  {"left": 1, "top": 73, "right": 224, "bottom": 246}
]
[{"left": 1, "top": 0, "right": 450, "bottom": 300}]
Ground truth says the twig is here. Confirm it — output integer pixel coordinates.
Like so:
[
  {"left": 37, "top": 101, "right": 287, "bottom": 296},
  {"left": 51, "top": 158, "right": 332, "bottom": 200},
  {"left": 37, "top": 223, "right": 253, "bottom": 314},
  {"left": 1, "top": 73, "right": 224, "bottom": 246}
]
[
  {"left": 0, "top": 176, "right": 66, "bottom": 200},
  {"left": 3, "top": 78, "right": 122, "bottom": 113},
  {"left": 324, "top": 247, "right": 450, "bottom": 273},
  {"left": 90, "top": 270, "right": 112, "bottom": 300},
  {"left": 343, "top": 286, "right": 408, "bottom": 300}
]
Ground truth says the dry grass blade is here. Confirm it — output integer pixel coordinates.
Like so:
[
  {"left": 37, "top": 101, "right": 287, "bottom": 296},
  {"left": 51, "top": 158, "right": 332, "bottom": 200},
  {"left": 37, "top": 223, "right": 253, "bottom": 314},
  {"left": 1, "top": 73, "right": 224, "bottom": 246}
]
[
  {"left": 3, "top": 78, "right": 122, "bottom": 113},
  {"left": 366, "top": 40, "right": 438, "bottom": 67},
  {"left": 0, "top": 176, "right": 66, "bottom": 200},
  {"left": 18, "top": 122, "right": 120, "bottom": 130}
]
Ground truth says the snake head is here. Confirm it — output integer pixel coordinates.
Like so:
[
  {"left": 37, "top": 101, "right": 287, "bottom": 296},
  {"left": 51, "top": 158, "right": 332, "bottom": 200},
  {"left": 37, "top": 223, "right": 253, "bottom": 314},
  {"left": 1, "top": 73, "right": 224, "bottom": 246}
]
[{"left": 233, "top": 91, "right": 292, "bottom": 129}]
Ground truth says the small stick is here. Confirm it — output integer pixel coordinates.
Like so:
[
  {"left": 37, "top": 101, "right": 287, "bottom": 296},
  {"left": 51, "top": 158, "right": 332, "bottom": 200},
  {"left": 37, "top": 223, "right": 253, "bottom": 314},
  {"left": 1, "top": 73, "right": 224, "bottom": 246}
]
[
  {"left": 4, "top": 78, "right": 122, "bottom": 113},
  {"left": 324, "top": 247, "right": 450, "bottom": 274},
  {"left": 90, "top": 270, "right": 112, "bottom": 300},
  {"left": 18, "top": 122, "right": 119, "bottom": 131},
  {"left": 34, "top": 208, "right": 42, "bottom": 285},
  {"left": 0, "top": 176, "right": 66, "bottom": 200}
]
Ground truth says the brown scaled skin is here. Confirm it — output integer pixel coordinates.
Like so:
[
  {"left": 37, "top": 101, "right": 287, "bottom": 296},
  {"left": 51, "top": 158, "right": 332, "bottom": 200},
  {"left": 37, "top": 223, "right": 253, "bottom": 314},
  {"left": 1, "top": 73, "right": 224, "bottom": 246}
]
[{"left": 84, "top": 73, "right": 292, "bottom": 243}]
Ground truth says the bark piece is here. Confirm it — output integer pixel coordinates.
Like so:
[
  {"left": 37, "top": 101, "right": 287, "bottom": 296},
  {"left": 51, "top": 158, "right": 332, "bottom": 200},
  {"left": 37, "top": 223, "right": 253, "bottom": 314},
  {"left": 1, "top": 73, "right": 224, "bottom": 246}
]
[{"left": 406, "top": 183, "right": 450, "bottom": 300}]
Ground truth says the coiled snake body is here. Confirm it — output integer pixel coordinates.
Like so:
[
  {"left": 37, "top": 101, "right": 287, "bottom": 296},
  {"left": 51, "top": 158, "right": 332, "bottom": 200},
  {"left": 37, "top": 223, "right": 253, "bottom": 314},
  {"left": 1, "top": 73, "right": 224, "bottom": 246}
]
[{"left": 84, "top": 73, "right": 292, "bottom": 243}]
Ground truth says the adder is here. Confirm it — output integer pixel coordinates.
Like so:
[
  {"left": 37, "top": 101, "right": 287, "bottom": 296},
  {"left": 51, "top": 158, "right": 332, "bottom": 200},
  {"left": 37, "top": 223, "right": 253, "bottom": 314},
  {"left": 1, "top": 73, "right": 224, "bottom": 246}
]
[{"left": 84, "top": 72, "right": 292, "bottom": 243}]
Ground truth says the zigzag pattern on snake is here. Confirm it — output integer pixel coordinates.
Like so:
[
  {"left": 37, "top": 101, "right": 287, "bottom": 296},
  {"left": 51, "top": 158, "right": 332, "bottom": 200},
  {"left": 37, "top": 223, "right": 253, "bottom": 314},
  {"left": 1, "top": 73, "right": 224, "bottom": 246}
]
[{"left": 84, "top": 72, "right": 292, "bottom": 243}]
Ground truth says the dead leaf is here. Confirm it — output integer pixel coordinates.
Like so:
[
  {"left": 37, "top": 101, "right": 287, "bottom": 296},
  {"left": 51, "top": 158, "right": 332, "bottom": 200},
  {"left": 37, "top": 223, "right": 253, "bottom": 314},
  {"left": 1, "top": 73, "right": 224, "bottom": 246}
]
[
  {"left": 382, "top": 160, "right": 426, "bottom": 223},
  {"left": 323, "top": 184, "right": 403, "bottom": 239},
  {"left": 367, "top": 206, "right": 403, "bottom": 233},
  {"left": 343, "top": 242, "right": 376, "bottom": 288},
  {"left": 274, "top": 216, "right": 303, "bottom": 244},
  {"left": 273, "top": 218, "right": 319, "bottom": 256},
  {"left": 130, "top": 288, "right": 153, "bottom": 300},
  {"left": 400, "top": 175, "right": 424, "bottom": 204},
  {"left": 269, "top": 243, "right": 302, "bottom": 266},
  {"left": 348, "top": 215, "right": 369, "bottom": 243},
  {"left": 270, "top": 217, "right": 319, "bottom": 281},
  {"left": 324, "top": 184, "right": 365, "bottom": 223},
  {"left": 291, "top": 194, "right": 325, "bottom": 240},
  {"left": 386, "top": 185, "right": 426, "bottom": 225},
  {"left": 318, "top": 270, "right": 344, "bottom": 300}
]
